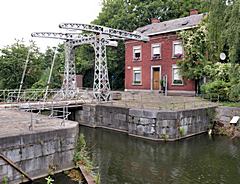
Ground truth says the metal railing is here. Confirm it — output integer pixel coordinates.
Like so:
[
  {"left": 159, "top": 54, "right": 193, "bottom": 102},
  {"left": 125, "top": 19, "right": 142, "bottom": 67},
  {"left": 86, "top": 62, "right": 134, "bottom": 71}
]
[{"left": 0, "top": 88, "right": 95, "bottom": 104}]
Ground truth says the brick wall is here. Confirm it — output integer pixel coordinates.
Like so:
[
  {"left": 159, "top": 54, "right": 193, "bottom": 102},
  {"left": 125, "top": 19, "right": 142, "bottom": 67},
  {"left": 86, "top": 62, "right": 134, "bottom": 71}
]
[{"left": 125, "top": 32, "right": 195, "bottom": 92}]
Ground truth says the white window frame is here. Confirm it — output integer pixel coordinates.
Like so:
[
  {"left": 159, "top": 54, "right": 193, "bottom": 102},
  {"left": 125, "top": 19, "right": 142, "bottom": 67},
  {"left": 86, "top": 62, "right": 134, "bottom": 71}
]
[
  {"left": 133, "top": 46, "right": 142, "bottom": 61},
  {"left": 132, "top": 67, "right": 142, "bottom": 85},
  {"left": 172, "top": 64, "right": 183, "bottom": 85},
  {"left": 151, "top": 43, "right": 161, "bottom": 60},
  {"left": 172, "top": 41, "right": 183, "bottom": 58}
]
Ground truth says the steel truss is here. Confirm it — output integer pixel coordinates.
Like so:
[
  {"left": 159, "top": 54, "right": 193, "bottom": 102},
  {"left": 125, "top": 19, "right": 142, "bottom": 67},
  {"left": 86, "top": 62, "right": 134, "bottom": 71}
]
[
  {"left": 32, "top": 24, "right": 149, "bottom": 101},
  {"left": 59, "top": 23, "right": 149, "bottom": 101},
  {"left": 32, "top": 32, "right": 96, "bottom": 99}
]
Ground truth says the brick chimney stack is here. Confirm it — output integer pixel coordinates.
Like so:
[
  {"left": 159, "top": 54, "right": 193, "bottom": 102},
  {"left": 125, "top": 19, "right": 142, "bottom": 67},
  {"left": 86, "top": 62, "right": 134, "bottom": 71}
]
[
  {"left": 151, "top": 18, "right": 160, "bottom": 24},
  {"left": 190, "top": 9, "right": 199, "bottom": 15}
]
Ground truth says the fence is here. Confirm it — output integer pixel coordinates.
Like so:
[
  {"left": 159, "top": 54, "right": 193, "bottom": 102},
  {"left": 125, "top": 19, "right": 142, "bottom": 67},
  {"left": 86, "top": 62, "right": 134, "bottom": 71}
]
[{"left": 0, "top": 88, "right": 95, "bottom": 104}]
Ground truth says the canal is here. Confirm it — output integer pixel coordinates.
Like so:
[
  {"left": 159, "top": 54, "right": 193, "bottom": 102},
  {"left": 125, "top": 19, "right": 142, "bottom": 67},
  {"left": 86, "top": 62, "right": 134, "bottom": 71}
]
[{"left": 80, "top": 126, "right": 240, "bottom": 184}]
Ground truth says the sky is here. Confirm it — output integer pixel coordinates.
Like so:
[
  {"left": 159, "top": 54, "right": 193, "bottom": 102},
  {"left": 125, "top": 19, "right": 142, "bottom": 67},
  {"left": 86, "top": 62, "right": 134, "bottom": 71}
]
[{"left": 0, "top": 0, "right": 102, "bottom": 51}]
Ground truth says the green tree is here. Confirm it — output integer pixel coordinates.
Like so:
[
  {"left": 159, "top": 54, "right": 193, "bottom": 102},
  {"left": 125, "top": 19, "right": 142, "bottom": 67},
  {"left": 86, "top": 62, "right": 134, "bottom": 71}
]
[
  {"left": 177, "top": 22, "right": 209, "bottom": 93},
  {"left": 206, "top": 0, "right": 240, "bottom": 101},
  {"left": 80, "top": 0, "right": 210, "bottom": 89},
  {"left": 75, "top": 45, "right": 95, "bottom": 88},
  {"left": 207, "top": 0, "right": 228, "bottom": 62},
  {"left": 31, "top": 46, "right": 64, "bottom": 89},
  {"left": 0, "top": 40, "right": 42, "bottom": 89}
]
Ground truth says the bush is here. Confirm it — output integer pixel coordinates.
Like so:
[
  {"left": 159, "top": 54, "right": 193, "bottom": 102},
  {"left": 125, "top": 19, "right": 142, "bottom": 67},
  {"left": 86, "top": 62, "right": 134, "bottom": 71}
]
[
  {"left": 229, "top": 83, "right": 240, "bottom": 102},
  {"left": 201, "top": 80, "right": 231, "bottom": 101}
]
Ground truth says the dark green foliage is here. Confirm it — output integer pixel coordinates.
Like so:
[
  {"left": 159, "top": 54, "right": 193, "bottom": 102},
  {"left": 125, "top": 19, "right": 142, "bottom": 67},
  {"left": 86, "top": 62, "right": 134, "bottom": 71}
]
[
  {"left": 177, "top": 22, "right": 208, "bottom": 80},
  {"left": 224, "top": 0, "right": 240, "bottom": 64},
  {"left": 82, "top": 0, "right": 211, "bottom": 89},
  {"left": 74, "top": 134, "right": 93, "bottom": 173},
  {"left": 0, "top": 41, "right": 64, "bottom": 90},
  {"left": 207, "top": 0, "right": 228, "bottom": 62},
  {"left": 0, "top": 40, "right": 42, "bottom": 89},
  {"left": 31, "top": 46, "right": 64, "bottom": 89},
  {"left": 201, "top": 80, "right": 231, "bottom": 101},
  {"left": 94, "top": 0, "right": 210, "bottom": 30},
  {"left": 228, "top": 64, "right": 240, "bottom": 101},
  {"left": 178, "top": 0, "right": 240, "bottom": 101},
  {"left": 204, "top": 0, "right": 240, "bottom": 101}
]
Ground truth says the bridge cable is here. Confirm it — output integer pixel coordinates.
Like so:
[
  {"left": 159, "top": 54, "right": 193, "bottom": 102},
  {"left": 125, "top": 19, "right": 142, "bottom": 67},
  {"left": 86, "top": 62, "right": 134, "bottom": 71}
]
[
  {"left": 17, "top": 48, "right": 31, "bottom": 102},
  {"left": 43, "top": 47, "right": 57, "bottom": 102}
]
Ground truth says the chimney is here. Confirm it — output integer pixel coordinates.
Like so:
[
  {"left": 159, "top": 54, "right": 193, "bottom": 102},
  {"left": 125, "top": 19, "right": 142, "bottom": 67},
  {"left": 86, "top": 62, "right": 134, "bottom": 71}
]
[
  {"left": 190, "top": 9, "right": 198, "bottom": 15},
  {"left": 151, "top": 18, "right": 160, "bottom": 24}
]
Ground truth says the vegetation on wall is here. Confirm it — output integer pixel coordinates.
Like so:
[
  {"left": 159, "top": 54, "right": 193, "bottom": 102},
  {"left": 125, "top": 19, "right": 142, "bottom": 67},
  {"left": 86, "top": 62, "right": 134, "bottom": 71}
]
[
  {"left": 177, "top": 22, "right": 208, "bottom": 80},
  {"left": 177, "top": 0, "right": 240, "bottom": 102}
]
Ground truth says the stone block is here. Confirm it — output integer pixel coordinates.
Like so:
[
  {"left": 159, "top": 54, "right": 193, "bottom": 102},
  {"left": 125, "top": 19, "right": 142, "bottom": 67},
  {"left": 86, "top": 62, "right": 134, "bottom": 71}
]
[
  {"left": 133, "top": 117, "right": 140, "bottom": 124},
  {"left": 142, "top": 110, "right": 158, "bottom": 118},
  {"left": 59, "top": 139, "right": 74, "bottom": 151},
  {"left": 129, "top": 109, "right": 143, "bottom": 117},
  {"left": 219, "top": 116, "right": 231, "bottom": 123},
  {"left": 157, "top": 111, "right": 177, "bottom": 120},
  {"left": 129, "top": 109, "right": 158, "bottom": 118},
  {"left": 82, "top": 105, "right": 91, "bottom": 112},
  {"left": 156, "top": 119, "right": 175, "bottom": 128},
  {"left": 143, "top": 125, "right": 155, "bottom": 134},
  {"left": 136, "top": 125, "right": 144, "bottom": 135},
  {"left": 0, "top": 164, "right": 8, "bottom": 176},
  {"left": 116, "top": 114, "right": 127, "bottom": 121},
  {"left": 139, "top": 118, "right": 153, "bottom": 125},
  {"left": 2, "top": 149, "right": 21, "bottom": 163},
  {"left": 0, "top": 136, "right": 22, "bottom": 151},
  {"left": 21, "top": 145, "right": 36, "bottom": 160}
]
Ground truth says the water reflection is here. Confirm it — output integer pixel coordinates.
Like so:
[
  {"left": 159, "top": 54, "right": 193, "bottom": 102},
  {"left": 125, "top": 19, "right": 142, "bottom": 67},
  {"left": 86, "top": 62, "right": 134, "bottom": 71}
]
[{"left": 80, "top": 126, "right": 240, "bottom": 184}]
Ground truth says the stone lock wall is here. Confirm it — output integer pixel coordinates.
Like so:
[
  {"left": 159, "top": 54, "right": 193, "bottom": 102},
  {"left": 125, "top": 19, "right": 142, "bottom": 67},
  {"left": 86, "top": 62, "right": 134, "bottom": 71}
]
[
  {"left": 75, "top": 104, "right": 97, "bottom": 127},
  {"left": 0, "top": 127, "right": 78, "bottom": 183},
  {"left": 76, "top": 104, "right": 215, "bottom": 141},
  {"left": 95, "top": 105, "right": 129, "bottom": 131},
  {"left": 216, "top": 106, "right": 240, "bottom": 125},
  {"left": 129, "top": 108, "right": 211, "bottom": 140}
]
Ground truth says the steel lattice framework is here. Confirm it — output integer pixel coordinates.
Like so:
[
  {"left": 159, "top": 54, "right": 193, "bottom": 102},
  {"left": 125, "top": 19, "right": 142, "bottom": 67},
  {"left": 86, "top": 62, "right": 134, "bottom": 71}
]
[
  {"left": 32, "top": 32, "right": 96, "bottom": 99},
  {"left": 32, "top": 23, "right": 149, "bottom": 101},
  {"left": 59, "top": 23, "right": 149, "bottom": 101}
]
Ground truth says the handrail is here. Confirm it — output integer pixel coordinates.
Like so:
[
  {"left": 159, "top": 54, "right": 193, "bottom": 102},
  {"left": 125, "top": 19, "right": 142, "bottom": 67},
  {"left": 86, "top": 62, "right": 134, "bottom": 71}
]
[{"left": 0, "top": 153, "right": 33, "bottom": 181}]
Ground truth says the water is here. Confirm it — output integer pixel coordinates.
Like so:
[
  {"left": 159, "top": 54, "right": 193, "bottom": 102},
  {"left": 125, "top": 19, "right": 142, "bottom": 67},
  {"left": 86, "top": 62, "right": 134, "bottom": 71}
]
[
  {"left": 30, "top": 172, "right": 79, "bottom": 184},
  {"left": 80, "top": 126, "right": 240, "bottom": 184}
]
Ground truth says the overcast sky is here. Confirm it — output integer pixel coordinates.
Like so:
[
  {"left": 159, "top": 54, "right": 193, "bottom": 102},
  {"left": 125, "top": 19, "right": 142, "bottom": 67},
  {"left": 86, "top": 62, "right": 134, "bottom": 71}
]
[{"left": 0, "top": 0, "right": 102, "bottom": 51}]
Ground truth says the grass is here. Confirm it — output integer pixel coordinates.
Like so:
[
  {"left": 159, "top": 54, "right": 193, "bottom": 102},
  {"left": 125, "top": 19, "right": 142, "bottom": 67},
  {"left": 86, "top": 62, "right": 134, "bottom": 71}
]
[
  {"left": 221, "top": 102, "right": 240, "bottom": 107},
  {"left": 73, "top": 134, "right": 100, "bottom": 183},
  {"left": 2, "top": 176, "right": 8, "bottom": 184}
]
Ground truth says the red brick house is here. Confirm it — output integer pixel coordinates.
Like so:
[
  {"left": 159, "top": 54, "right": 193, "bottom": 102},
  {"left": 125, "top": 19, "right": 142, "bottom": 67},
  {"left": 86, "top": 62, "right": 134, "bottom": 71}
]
[{"left": 125, "top": 10, "right": 205, "bottom": 95}]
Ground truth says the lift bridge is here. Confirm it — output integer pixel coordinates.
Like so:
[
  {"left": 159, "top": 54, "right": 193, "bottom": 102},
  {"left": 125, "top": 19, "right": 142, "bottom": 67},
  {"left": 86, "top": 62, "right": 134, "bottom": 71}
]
[
  {"left": 0, "top": 23, "right": 148, "bottom": 112},
  {"left": 32, "top": 23, "right": 148, "bottom": 101}
]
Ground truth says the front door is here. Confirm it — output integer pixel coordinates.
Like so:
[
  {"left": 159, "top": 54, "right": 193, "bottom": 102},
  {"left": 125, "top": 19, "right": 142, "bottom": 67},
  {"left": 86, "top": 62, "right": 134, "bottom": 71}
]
[{"left": 152, "top": 68, "right": 160, "bottom": 90}]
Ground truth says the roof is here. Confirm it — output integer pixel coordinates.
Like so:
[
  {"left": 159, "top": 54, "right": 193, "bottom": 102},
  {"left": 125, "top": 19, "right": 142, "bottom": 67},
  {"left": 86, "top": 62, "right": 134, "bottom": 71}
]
[{"left": 136, "top": 13, "right": 206, "bottom": 36}]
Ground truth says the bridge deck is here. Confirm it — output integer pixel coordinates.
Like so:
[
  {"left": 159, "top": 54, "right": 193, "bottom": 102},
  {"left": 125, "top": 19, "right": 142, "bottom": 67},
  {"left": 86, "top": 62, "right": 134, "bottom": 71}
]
[
  {"left": 0, "top": 100, "right": 85, "bottom": 109},
  {"left": 0, "top": 109, "right": 78, "bottom": 138}
]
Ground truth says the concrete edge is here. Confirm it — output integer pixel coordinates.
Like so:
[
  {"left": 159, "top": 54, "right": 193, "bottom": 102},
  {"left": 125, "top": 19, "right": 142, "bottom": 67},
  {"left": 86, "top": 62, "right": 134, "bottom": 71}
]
[
  {"left": 79, "top": 165, "right": 95, "bottom": 184},
  {"left": 79, "top": 123, "right": 208, "bottom": 142}
]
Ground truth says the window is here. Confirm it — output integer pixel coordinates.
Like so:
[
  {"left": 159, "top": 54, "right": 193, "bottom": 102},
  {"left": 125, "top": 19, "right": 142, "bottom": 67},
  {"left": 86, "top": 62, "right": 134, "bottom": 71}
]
[
  {"left": 133, "top": 67, "right": 142, "bottom": 85},
  {"left": 133, "top": 46, "right": 141, "bottom": 61},
  {"left": 172, "top": 65, "right": 183, "bottom": 85},
  {"left": 151, "top": 44, "right": 161, "bottom": 60},
  {"left": 173, "top": 41, "right": 183, "bottom": 58}
]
